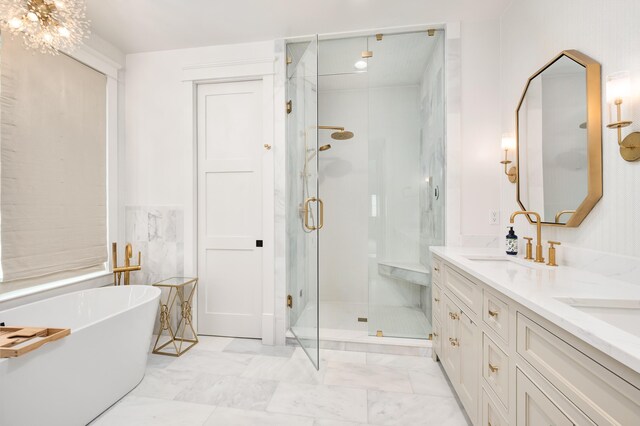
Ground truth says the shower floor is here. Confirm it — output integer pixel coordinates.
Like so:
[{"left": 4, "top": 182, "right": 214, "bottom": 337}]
[{"left": 296, "top": 301, "right": 432, "bottom": 344}]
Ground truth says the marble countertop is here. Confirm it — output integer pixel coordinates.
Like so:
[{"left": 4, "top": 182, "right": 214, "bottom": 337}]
[{"left": 430, "top": 246, "right": 640, "bottom": 374}]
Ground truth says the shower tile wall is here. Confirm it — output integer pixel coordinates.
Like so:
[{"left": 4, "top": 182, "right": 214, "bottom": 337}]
[
  {"left": 125, "top": 206, "right": 185, "bottom": 285},
  {"left": 418, "top": 36, "right": 445, "bottom": 322}
]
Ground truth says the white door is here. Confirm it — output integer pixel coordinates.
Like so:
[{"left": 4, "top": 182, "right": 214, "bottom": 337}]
[{"left": 197, "top": 80, "right": 263, "bottom": 338}]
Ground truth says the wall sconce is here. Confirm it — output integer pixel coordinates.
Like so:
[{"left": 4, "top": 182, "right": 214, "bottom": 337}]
[
  {"left": 500, "top": 134, "right": 517, "bottom": 183},
  {"left": 606, "top": 71, "right": 640, "bottom": 162}
]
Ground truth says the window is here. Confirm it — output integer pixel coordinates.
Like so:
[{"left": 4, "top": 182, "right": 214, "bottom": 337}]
[{"left": 0, "top": 36, "right": 108, "bottom": 290}]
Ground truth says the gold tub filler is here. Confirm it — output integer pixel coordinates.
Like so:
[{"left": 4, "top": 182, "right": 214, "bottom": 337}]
[{"left": 112, "top": 242, "right": 142, "bottom": 286}]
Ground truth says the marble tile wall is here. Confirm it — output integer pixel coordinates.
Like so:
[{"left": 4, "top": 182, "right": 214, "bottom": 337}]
[
  {"left": 125, "top": 206, "right": 185, "bottom": 285},
  {"left": 273, "top": 40, "right": 288, "bottom": 345}
]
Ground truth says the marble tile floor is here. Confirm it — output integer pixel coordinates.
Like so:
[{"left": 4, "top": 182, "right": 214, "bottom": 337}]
[{"left": 91, "top": 336, "right": 470, "bottom": 426}]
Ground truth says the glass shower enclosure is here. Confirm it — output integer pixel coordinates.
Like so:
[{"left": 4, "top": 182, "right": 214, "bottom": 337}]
[
  {"left": 286, "top": 36, "right": 321, "bottom": 368},
  {"left": 286, "top": 30, "right": 445, "bottom": 366}
]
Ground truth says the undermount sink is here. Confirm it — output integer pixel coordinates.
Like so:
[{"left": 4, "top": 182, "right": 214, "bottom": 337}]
[
  {"left": 556, "top": 297, "right": 640, "bottom": 338},
  {"left": 461, "top": 254, "right": 545, "bottom": 270}
]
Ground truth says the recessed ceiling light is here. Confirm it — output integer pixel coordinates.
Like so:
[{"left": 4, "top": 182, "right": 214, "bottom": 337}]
[{"left": 354, "top": 60, "right": 367, "bottom": 70}]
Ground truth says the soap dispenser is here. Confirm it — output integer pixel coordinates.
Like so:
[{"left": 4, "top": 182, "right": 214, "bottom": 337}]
[{"left": 506, "top": 226, "right": 518, "bottom": 256}]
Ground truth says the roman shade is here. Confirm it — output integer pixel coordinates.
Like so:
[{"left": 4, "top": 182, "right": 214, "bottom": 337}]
[{"left": 0, "top": 36, "right": 108, "bottom": 285}]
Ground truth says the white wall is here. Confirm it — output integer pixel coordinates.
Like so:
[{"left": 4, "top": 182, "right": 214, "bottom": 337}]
[
  {"left": 446, "top": 21, "right": 503, "bottom": 247},
  {"left": 124, "top": 40, "right": 282, "bottom": 342},
  {"left": 500, "top": 0, "right": 640, "bottom": 258}
]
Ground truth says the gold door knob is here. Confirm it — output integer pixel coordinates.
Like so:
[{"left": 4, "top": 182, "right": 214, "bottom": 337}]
[
  {"left": 449, "top": 312, "right": 459, "bottom": 320},
  {"left": 449, "top": 337, "right": 459, "bottom": 347},
  {"left": 264, "top": 144, "right": 272, "bottom": 150},
  {"left": 434, "top": 298, "right": 440, "bottom": 303},
  {"left": 488, "top": 309, "right": 499, "bottom": 318},
  {"left": 488, "top": 363, "right": 499, "bottom": 373}
]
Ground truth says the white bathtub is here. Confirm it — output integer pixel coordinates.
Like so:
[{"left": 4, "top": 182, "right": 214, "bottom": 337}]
[{"left": 0, "top": 285, "right": 160, "bottom": 426}]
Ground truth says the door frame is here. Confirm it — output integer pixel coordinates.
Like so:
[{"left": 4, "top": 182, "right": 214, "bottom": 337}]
[{"left": 182, "top": 58, "right": 276, "bottom": 345}]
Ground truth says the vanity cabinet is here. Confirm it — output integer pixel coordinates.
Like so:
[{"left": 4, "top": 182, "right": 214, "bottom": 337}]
[
  {"left": 439, "top": 283, "right": 480, "bottom": 420},
  {"left": 432, "top": 255, "right": 640, "bottom": 425}
]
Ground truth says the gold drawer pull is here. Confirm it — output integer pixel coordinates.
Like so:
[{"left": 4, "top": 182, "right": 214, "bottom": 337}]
[
  {"left": 449, "top": 337, "right": 459, "bottom": 347},
  {"left": 432, "top": 332, "right": 439, "bottom": 338},
  {"left": 449, "top": 312, "right": 459, "bottom": 320},
  {"left": 488, "top": 309, "right": 499, "bottom": 318},
  {"left": 434, "top": 298, "right": 440, "bottom": 302},
  {"left": 488, "top": 363, "right": 499, "bottom": 373},
  {"left": 434, "top": 267, "right": 440, "bottom": 272}
]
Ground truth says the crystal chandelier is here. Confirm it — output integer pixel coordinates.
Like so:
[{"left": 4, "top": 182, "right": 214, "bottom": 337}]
[{"left": 0, "top": 0, "right": 89, "bottom": 54}]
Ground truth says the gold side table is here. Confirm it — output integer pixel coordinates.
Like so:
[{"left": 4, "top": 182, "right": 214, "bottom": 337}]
[{"left": 152, "top": 277, "right": 198, "bottom": 356}]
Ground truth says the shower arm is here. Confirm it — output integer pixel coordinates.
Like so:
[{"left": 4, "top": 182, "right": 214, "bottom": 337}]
[{"left": 317, "top": 126, "right": 345, "bottom": 131}]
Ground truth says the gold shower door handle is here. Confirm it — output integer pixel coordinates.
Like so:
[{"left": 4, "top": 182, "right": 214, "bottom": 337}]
[{"left": 303, "top": 197, "right": 325, "bottom": 231}]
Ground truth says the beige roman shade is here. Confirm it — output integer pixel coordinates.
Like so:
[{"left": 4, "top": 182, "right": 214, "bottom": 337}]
[{"left": 0, "top": 36, "right": 108, "bottom": 285}]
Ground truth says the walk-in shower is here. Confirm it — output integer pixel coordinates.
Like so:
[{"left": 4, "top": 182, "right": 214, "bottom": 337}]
[{"left": 286, "top": 30, "right": 445, "bottom": 367}]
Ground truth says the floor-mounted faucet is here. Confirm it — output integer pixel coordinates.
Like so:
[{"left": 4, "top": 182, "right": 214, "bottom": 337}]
[
  {"left": 510, "top": 211, "right": 545, "bottom": 263},
  {"left": 112, "top": 242, "right": 142, "bottom": 285}
]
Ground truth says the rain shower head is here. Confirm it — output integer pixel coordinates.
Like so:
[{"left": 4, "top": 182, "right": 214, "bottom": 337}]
[
  {"left": 331, "top": 130, "right": 354, "bottom": 140},
  {"left": 319, "top": 125, "right": 355, "bottom": 141}
]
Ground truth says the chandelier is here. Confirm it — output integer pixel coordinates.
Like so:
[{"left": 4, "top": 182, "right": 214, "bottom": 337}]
[{"left": 0, "top": 0, "right": 89, "bottom": 54}]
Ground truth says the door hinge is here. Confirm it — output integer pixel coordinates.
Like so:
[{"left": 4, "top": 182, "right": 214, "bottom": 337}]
[
  {"left": 287, "top": 295, "right": 293, "bottom": 308},
  {"left": 286, "top": 100, "right": 292, "bottom": 114}
]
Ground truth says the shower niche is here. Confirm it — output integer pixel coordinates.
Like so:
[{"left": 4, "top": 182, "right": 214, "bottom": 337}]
[{"left": 286, "top": 30, "right": 445, "bottom": 354}]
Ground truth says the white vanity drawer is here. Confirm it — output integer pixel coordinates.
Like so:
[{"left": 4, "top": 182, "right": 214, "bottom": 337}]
[
  {"left": 483, "top": 290, "right": 509, "bottom": 343},
  {"left": 483, "top": 333, "right": 509, "bottom": 410},
  {"left": 517, "top": 313, "right": 640, "bottom": 425},
  {"left": 482, "top": 389, "right": 508, "bottom": 426},
  {"left": 444, "top": 266, "right": 480, "bottom": 315},
  {"left": 432, "top": 283, "right": 443, "bottom": 322},
  {"left": 516, "top": 368, "right": 595, "bottom": 426}
]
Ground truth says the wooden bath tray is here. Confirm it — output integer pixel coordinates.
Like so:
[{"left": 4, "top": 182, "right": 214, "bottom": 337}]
[{"left": 0, "top": 326, "right": 70, "bottom": 358}]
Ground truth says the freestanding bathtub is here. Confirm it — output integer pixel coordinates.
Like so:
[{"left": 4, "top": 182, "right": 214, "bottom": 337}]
[{"left": 0, "top": 285, "right": 160, "bottom": 426}]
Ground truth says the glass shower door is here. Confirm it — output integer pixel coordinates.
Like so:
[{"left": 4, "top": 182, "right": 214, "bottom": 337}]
[{"left": 286, "top": 36, "right": 320, "bottom": 369}]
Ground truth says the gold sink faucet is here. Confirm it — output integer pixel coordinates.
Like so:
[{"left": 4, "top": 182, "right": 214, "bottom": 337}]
[
  {"left": 112, "top": 242, "right": 142, "bottom": 286},
  {"left": 510, "top": 211, "right": 545, "bottom": 263}
]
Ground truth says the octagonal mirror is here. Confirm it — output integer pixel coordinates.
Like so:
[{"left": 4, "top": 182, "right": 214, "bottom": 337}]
[{"left": 516, "top": 50, "right": 603, "bottom": 227}]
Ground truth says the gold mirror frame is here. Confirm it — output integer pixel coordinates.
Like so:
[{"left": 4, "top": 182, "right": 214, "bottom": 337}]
[{"left": 516, "top": 50, "right": 603, "bottom": 228}]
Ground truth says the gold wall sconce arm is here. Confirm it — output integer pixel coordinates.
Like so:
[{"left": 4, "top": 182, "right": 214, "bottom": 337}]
[
  {"left": 500, "top": 134, "right": 517, "bottom": 184},
  {"left": 607, "top": 99, "right": 640, "bottom": 161},
  {"left": 606, "top": 72, "right": 640, "bottom": 162},
  {"left": 500, "top": 149, "right": 518, "bottom": 183}
]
